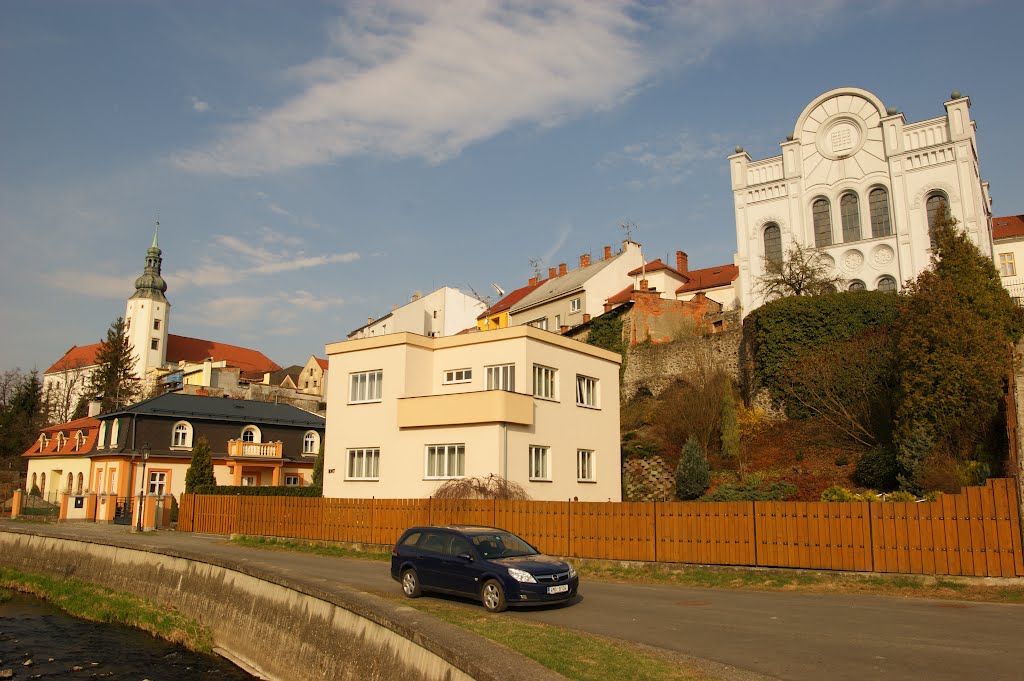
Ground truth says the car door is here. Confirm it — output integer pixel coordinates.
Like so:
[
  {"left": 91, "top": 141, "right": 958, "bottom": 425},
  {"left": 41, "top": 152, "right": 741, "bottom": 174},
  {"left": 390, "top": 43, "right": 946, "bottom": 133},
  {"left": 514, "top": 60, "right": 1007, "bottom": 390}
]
[
  {"left": 439, "top": 533, "right": 483, "bottom": 596},
  {"left": 414, "top": 531, "right": 449, "bottom": 590}
]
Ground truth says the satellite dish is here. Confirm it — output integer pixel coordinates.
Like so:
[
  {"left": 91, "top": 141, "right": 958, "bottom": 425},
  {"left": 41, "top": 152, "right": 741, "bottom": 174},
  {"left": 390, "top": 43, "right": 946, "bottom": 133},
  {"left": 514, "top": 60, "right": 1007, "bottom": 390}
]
[{"left": 491, "top": 283, "right": 506, "bottom": 297}]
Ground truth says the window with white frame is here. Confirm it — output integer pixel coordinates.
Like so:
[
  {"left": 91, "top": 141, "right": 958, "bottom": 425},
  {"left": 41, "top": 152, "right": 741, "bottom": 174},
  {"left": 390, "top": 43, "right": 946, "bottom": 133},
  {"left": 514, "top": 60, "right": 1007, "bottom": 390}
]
[
  {"left": 241, "top": 425, "right": 261, "bottom": 443},
  {"left": 443, "top": 368, "right": 472, "bottom": 384},
  {"left": 303, "top": 431, "right": 320, "bottom": 454},
  {"left": 425, "top": 444, "right": 464, "bottom": 479},
  {"left": 97, "top": 422, "right": 106, "bottom": 449},
  {"left": 148, "top": 471, "right": 166, "bottom": 495},
  {"left": 527, "top": 317, "right": 548, "bottom": 331},
  {"left": 576, "top": 375, "right": 598, "bottom": 408},
  {"left": 577, "top": 449, "right": 596, "bottom": 482},
  {"left": 529, "top": 446, "right": 550, "bottom": 481},
  {"left": 532, "top": 365, "right": 557, "bottom": 400},
  {"left": 347, "top": 448, "right": 380, "bottom": 479},
  {"left": 110, "top": 418, "right": 119, "bottom": 448},
  {"left": 570, "top": 297, "right": 581, "bottom": 314},
  {"left": 485, "top": 364, "right": 515, "bottom": 391},
  {"left": 172, "top": 421, "right": 193, "bottom": 448},
  {"left": 999, "top": 253, "right": 1016, "bottom": 277},
  {"left": 350, "top": 370, "right": 383, "bottom": 403},
  {"left": 285, "top": 475, "right": 300, "bottom": 486}
]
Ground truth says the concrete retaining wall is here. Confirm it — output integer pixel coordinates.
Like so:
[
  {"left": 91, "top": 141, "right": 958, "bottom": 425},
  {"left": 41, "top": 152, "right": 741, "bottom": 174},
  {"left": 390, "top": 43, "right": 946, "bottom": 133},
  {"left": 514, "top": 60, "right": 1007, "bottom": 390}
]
[{"left": 0, "top": 529, "right": 564, "bottom": 681}]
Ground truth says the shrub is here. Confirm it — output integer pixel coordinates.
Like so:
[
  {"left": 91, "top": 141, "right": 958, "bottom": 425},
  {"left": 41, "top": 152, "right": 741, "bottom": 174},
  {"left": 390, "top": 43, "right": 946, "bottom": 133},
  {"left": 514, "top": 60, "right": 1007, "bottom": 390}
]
[
  {"left": 820, "top": 485, "right": 855, "bottom": 502},
  {"left": 675, "top": 437, "right": 710, "bottom": 501},
  {"left": 184, "top": 436, "right": 215, "bottom": 494},
  {"left": 834, "top": 455, "right": 849, "bottom": 467},
  {"left": 922, "top": 491, "right": 943, "bottom": 502},
  {"left": 622, "top": 437, "right": 661, "bottom": 460},
  {"left": 29, "top": 485, "right": 40, "bottom": 497},
  {"left": 720, "top": 389, "right": 740, "bottom": 463},
  {"left": 853, "top": 445, "right": 899, "bottom": 491},
  {"left": 736, "top": 406, "right": 770, "bottom": 440},
  {"left": 192, "top": 485, "right": 322, "bottom": 497},
  {"left": 699, "top": 476, "right": 798, "bottom": 502},
  {"left": 885, "top": 490, "right": 917, "bottom": 503}
]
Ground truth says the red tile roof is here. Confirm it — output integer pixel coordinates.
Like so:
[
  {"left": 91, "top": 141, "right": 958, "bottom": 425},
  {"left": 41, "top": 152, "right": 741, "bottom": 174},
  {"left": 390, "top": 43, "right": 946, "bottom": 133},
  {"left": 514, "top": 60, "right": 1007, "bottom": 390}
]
[
  {"left": 315, "top": 357, "right": 329, "bottom": 371},
  {"left": 676, "top": 264, "right": 739, "bottom": 294},
  {"left": 605, "top": 285, "right": 635, "bottom": 307},
  {"left": 478, "top": 279, "right": 549, "bottom": 319},
  {"left": 627, "top": 259, "right": 687, "bottom": 279},
  {"left": 46, "top": 335, "right": 280, "bottom": 376},
  {"left": 22, "top": 417, "right": 100, "bottom": 458},
  {"left": 993, "top": 215, "right": 1024, "bottom": 240}
]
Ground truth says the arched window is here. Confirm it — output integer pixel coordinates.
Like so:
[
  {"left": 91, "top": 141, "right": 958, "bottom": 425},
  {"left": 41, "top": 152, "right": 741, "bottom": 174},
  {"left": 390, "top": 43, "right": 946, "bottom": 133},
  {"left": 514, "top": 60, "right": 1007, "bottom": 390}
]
[
  {"left": 74, "top": 430, "right": 85, "bottom": 451},
  {"left": 848, "top": 280, "right": 866, "bottom": 292},
  {"left": 812, "top": 198, "right": 833, "bottom": 247},
  {"left": 763, "top": 223, "right": 782, "bottom": 263},
  {"left": 38, "top": 434, "right": 48, "bottom": 452},
  {"left": 303, "top": 431, "right": 320, "bottom": 455},
  {"left": 926, "top": 191, "right": 949, "bottom": 249},
  {"left": 877, "top": 276, "right": 897, "bottom": 293},
  {"left": 109, "top": 418, "right": 120, "bottom": 449},
  {"left": 40, "top": 472, "right": 46, "bottom": 497},
  {"left": 98, "top": 422, "right": 106, "bottom": 449},
  {"left": 241, "top": 426, "right": 261, "bottom": 443},
  {"left": 67, "top": 472, "right": 73, "bottom": 493},
  {"left": 30, "top": 473, "right": 37, "bottom": 493},
  {"left": 172, "top": 421, "right": 193, "bottom": 448},
  {"left": 840, "top": 193, "right": 861, "bottom": 242},
  {"left": 869, "top": 187, "right": 892, "bottom": 237},
  {"left": 76, "top": 472, "right": 84, "bottom": 494},
  {"left": 56, "top": 432, "right": 67, "bottom": 450}
]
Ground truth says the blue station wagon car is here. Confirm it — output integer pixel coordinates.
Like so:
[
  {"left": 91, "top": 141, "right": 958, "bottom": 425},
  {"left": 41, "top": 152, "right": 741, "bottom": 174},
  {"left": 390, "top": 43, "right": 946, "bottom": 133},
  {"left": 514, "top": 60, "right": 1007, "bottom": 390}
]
[{"left": 390, "top": 525, "right": 579, "bottom": 613}]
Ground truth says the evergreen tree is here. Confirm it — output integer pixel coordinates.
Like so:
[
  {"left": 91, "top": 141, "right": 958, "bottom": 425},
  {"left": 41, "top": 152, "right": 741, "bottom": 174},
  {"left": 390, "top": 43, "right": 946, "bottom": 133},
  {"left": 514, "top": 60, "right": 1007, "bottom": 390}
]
[
  {"left": 720, "top": 388, "right": 741, "bottom": 466},
  {"left": 0, "top": 369, "right": 46, "bottom": 465},
  {"left": 311, "top": 440, "right": 325, "bottom": 488},
  {"left": 675, "top": 437, "right": 710, "bottom": 501},
  {"left": 88, "top": 317, "right": 140, "bottom": 412},
  {"left": 184, "top": 436, "right": 215, "bottom": 493}
]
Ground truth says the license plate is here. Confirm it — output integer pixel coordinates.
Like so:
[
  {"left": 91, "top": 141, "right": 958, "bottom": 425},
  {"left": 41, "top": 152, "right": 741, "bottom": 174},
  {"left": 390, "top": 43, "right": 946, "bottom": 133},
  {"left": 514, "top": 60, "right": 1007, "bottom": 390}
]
[{"left": 547, "top": 584, "right": 569, "bottom": 594}]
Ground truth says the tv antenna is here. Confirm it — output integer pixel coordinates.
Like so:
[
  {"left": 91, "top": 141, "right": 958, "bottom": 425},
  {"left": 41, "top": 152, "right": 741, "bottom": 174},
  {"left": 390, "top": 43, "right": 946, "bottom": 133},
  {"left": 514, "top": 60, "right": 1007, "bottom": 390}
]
[
  {"left": 620, "top": 220, "right": 638, "bottom": 241},
  {"left": 528, "top": 257, "right": 543, "bottom": 279}
]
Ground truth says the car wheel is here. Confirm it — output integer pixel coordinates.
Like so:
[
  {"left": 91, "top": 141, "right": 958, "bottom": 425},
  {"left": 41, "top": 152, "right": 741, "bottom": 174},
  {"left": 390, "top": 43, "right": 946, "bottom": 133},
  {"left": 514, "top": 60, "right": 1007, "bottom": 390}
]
[
  {"left": 401, "top": 569, "right": 421, "bottom": 598},
  {"left": 481, "top": 579, "right": 507, "bottom": 613}
]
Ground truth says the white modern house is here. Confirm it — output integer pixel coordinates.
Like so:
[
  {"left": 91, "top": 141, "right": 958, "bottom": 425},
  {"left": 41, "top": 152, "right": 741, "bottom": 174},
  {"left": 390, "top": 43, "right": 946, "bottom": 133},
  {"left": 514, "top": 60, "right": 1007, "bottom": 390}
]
[
  {"left": 322, "top": 326, "right": 622, "bottom": 501},
  {"left": 730, "top": 87, "right": 994, "bottom": 313},
  {"left": 348, "top": 286, "right": 486, "bottom": 340},
  {"left": 993, "top": 215, "right": 1024, "bottom": 303}
]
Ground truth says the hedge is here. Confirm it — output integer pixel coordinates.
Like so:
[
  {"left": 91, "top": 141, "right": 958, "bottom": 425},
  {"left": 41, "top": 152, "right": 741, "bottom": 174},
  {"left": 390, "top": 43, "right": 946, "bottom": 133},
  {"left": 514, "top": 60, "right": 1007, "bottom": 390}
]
[{"left": 192, "top": 485, "right": 323, "bottom": 497}]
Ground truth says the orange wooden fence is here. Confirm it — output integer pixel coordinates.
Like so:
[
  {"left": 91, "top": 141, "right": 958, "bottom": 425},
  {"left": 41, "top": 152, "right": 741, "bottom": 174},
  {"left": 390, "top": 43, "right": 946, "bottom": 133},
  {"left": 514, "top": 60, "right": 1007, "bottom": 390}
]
[{"left": 178, "top": 478, "right": 1024, "bottom": 577}]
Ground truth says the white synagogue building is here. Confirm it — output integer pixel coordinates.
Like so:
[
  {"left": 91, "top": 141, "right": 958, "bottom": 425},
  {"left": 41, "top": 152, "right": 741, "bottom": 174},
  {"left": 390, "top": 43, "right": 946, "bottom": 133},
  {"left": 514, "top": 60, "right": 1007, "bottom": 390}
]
[{"left": 730, "top": 87, "right": 994, "bottom": 313}]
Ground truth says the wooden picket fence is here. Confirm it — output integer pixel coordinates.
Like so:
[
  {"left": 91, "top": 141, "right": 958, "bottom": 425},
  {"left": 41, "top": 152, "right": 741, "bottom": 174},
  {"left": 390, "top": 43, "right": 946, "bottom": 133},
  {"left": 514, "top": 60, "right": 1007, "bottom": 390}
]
[{"left": 178, "top": 478, "right": 1024, "bottom": 578}]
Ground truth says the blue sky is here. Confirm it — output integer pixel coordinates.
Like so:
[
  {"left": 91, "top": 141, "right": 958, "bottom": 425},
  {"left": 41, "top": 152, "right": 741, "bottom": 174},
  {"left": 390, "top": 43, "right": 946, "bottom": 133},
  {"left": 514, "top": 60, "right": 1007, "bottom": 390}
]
[{"left": 2, "top": 1, "right": 1022, "bottom": 372}]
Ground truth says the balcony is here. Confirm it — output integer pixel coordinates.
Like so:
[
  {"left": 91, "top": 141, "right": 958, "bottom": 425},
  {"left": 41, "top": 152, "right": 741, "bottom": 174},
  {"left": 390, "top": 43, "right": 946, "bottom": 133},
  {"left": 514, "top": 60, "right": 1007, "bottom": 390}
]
[
  {"left": 226, "top": 440, "right": 283, "bottom": 458},
  {"left": 397, "top": 390, "right": 534, "bottom": 428}
]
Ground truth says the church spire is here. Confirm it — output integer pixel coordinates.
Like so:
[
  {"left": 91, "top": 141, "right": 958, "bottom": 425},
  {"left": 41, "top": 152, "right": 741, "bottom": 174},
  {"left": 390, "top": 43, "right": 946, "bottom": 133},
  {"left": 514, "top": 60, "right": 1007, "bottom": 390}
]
[{"left": 130, "top": 222, "right": 168, "bottom": 303}]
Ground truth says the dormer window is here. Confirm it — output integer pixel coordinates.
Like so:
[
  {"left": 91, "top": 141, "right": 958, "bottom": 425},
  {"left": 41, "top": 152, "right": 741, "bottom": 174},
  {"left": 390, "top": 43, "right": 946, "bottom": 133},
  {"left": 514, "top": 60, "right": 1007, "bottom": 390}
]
[
  {"left": 241, "top": 425, "right": 261, "bottom": 443},
  {"left": 38, "top": 434, "right": 48, "bottom": 452},
  {"left": 75, "top": 430, "right": 85, "bottom": 451}
]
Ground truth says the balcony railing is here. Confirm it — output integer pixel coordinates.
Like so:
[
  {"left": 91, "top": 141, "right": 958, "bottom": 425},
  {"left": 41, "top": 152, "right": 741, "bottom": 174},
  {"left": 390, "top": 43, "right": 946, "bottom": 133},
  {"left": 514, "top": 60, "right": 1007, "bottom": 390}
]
[
  {"left": 397, "top": 390, "right": 534, "bottom": 428},
  {"left": 226, "top": 440, "right": 283, "bottom": 458}
]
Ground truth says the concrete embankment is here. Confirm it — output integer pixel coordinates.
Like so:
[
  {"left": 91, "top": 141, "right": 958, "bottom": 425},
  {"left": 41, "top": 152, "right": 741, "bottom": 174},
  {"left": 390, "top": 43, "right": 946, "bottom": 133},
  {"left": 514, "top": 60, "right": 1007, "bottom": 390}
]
[{"left": 0, "top": 527, "right": 565, "bottom": 681}]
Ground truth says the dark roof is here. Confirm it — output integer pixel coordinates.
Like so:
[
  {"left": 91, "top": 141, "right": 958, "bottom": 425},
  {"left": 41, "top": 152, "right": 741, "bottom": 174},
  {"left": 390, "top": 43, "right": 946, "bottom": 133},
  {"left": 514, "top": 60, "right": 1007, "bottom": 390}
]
[
  {"left": 267, "top": 365, "right": 304, "bottom": 385},
  {"left": 100, "top": 392, "right": 325, "bottom": 428},
  {"left": 993, "top": 215, "right": 1024, "bottom": 240},
  {"left": 676, "top": 264, "right": 739, "bottom": 293}
]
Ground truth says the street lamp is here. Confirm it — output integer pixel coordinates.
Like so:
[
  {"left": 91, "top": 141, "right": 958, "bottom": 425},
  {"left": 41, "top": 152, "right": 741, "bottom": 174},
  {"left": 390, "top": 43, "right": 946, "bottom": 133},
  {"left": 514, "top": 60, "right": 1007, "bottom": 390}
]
[{"left": 136, "top": 442, "right": 150, "bottom": 531}]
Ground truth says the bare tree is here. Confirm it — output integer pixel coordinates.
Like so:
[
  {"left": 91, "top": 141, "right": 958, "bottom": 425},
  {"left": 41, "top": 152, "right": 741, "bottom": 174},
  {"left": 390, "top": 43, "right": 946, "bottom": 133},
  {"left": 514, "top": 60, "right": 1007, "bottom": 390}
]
[
  {"left": 757, "top": 243, "right": 844, "bottom": 299},
  {"left": 44, "top": 358, "right": 90, "bottom": 424},
  {"left": 432, "top": 474, "right": 532, "bottom": 500}
]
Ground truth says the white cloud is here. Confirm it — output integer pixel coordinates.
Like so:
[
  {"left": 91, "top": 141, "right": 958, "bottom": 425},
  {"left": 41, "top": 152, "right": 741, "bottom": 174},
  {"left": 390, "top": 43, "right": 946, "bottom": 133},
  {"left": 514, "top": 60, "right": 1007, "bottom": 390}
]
[
  {"left": 602, "top": 131, "right": 730, "bottom": 188},
  {"left": 188, "top": 96, "right": 210, "bottom": 113},
  {"left": 45, "top": 271, "right": 131, "bottom": 299},
  {"left": 172, "top": 1, "right": 851, "bottom": 177},
  {"left": 188, "top": 290, "right": 344, "bottom": 329}
]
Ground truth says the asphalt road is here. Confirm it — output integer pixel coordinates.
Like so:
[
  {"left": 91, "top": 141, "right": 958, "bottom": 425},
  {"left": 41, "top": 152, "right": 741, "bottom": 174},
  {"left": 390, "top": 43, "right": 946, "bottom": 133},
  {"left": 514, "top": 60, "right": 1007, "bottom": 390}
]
[{"left": 9, "top": 523, "right": 1024, "bottom": 681}]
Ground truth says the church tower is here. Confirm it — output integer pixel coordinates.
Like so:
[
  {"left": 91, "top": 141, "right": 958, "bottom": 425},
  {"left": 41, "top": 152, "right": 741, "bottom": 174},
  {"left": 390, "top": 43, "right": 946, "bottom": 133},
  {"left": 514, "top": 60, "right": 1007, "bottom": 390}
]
[{"left": 125, "top": 224, "right": 170, "bottom": 381}]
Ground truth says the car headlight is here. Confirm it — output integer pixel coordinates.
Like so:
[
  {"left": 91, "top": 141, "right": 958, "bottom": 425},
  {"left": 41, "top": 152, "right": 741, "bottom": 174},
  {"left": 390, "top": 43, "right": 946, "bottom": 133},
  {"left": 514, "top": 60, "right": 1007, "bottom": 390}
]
[
  {"left": 507, "top": 567, "right": 537, "bottom": 583},
  {"left": 568, "top": 564, "right": 577, "bottom": 579}
]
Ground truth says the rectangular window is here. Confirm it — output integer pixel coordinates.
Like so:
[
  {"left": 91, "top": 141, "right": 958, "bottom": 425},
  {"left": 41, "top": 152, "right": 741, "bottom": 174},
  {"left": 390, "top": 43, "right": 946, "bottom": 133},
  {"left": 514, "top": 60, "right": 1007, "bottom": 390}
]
[
  {"left": 425, "top": 444, "right": 465, "bottom": 479},
  {"left": 150, "top": 338, "right": 159, "bottom": 350},
  {"left": 285, "top": 475, "right": 300, "bottom": 486},
  {"left": 532, "top": 365, "right": 557, "bottom": 400},
  {"left": 349, "top": 370, "right": 383, "bottom": 403},
  {"left": 529, "top": 446, "right": 550, "bottom": 481},
  {"left": 443, "top": 368, "right": 472, "bottom": 384},
  {"left": 999, "top": 253, "right": 1016, "bottom": 277},
  {"left": 527, "top": 317, "right": 548, "bottom": 331},
  {"left": 148, "top": 471, "right": 166, "bottom": 496},
  {"left": 485, "top": 364, "right": 515, "bottom": 391},
  {"left": 576, "top": 375, "right": 598, "bottom": 408},
  {"left": 570, "top": 297, "right": 581, "bottom": 314},
  {"left": 577, "top": 449, "right": 596, "bottom": 482},
  {"left": 153, "top": 319, "right": 160, "bottom": 330},
  {"left": 347, "top": 448, "right": 380, "bottom": 480}
]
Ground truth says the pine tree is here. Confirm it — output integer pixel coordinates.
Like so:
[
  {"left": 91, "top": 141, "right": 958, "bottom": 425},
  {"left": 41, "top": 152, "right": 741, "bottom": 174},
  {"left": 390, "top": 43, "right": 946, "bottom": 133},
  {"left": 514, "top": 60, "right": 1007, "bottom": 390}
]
[
  {"left": 675, "top": 437, "right": 710, "bottom": 501},
  {"left": 88, "top": 317, "right": 140, "bottom": 412},
  {"left": 0, "top": 369, "right": 46, "bottom": 463},
  {"left": 184, "top": 436, "right": 216, "bottom": 493}
]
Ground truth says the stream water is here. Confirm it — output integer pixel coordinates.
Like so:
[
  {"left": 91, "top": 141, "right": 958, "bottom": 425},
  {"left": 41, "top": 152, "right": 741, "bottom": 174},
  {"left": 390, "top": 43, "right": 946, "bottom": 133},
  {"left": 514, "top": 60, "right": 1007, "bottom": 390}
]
[{"left": 0, "top": 592, "right": 256, "bottom": 680}]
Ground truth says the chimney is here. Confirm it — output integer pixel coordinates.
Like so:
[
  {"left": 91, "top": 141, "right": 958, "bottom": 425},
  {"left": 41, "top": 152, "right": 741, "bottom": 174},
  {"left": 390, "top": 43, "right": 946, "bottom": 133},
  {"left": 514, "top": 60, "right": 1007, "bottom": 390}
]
[
  {"left": 583, "top": 313, "right": 591, "bottom": 323},
  {"left": 87, "top": 400, "right": 102, "bottom": 417},
  {"left": 548, "top": 267, "right": 557, "bottom": 279},
  {"left": 603, "top": 303, "right": 613, "bottom": 313},
  {"left": 529, "top": 276, "right": 538, "bottom": 287},
  {"left": 411, "top": 291, "right": 422, "bottom": 302},
  {"left": 603, "top": 245, "right": 612, "bottom": 260},
  {"left": 580, "top": 254, "right": 591, "bottom": 268},
  {"left": 367, "top": 317, "right": 374, "bottom": 324},
  {"left": 558, "top": 263, "right": 567, "bottom": 277},
  {"left": 676, "top": 250, "right": 688, "bottom": 273},
  {"left": 560, "top": 325, "right": 569, "bottom": 334},
  {"left": 639, "top": 279, "right": 649, "bottom": 291}
]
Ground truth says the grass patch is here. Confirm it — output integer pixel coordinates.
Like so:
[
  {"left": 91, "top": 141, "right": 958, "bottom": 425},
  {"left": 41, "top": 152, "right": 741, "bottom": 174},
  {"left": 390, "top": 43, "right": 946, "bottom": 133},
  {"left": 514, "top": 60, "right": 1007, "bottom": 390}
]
[
  {"left": 380, "top": 593, "right": 717, "bottom": 681},
  {"left": 231, "top": 535, "right": 390, "bottom": 561},
  {"left": 0, "top": 567, "right": 213, "bottom": 652}
]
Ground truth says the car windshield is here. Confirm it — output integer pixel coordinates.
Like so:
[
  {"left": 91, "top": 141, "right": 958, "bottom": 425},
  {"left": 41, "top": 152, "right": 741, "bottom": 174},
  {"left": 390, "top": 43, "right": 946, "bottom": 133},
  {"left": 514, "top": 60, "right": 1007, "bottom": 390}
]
[{"left": 470, "top": 532, "right": 538, "bottom": 558}]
